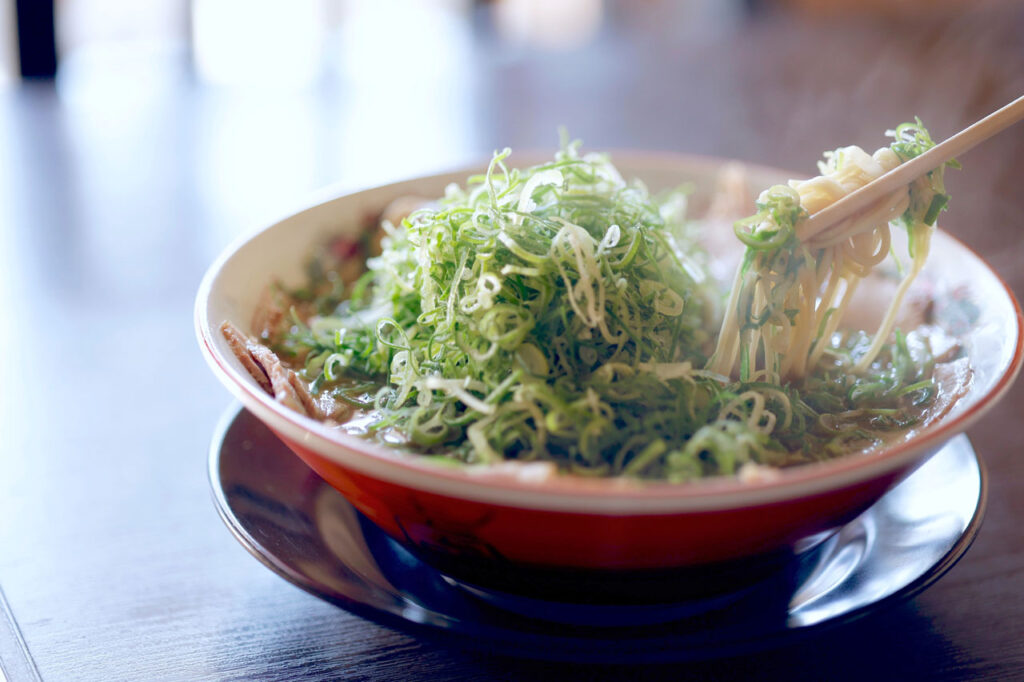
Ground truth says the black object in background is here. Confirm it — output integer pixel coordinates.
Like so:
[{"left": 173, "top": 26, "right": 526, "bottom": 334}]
[{"left": 15, "top": 0, "right": 57, "bottom": 78}]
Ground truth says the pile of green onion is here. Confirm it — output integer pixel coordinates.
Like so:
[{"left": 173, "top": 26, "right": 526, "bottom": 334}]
[{"left": 275, "top": 136, "right": 943, "bottom": 480}]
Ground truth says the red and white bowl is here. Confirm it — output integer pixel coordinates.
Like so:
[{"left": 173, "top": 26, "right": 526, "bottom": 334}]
[{"left": 195, "top": 153, "right": 1023, "bottom": 582}]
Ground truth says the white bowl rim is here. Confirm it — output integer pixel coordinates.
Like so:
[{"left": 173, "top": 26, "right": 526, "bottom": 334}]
[{"left": 195, "top": 150, "right": 1024, "bottom": 515}]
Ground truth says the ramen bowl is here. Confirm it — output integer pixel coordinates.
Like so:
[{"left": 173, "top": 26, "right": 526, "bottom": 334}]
[{"left": 195, "top": 153, "right": 1022, "bottom": 598}]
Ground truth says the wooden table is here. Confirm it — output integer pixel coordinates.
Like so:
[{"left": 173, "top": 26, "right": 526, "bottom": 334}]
[{"left": 2, "top": 3, "right": 1023, "bottom": 679}]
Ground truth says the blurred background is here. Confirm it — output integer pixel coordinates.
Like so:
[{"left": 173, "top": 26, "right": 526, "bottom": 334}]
[{"left": 2, "top": 0, "right": 1022, "bottom": 250}]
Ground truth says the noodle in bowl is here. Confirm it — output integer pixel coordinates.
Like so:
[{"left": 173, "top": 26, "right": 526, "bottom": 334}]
[{"left": 196, "top": 153, "right": 1022, "bottom": 580}]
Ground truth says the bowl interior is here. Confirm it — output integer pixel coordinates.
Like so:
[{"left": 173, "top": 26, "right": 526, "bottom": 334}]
[{"left": 196, "top": 152, "right": 1023, "bottom": 512}]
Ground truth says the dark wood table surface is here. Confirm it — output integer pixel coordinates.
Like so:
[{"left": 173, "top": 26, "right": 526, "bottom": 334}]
[{"left": 2, "top": 3, "right": 1023, "bottom": 680}]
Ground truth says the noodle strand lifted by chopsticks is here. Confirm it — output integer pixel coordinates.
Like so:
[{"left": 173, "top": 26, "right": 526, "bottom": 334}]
[{"left": 708, "top": 121, "right": 957, "bottom": 383}]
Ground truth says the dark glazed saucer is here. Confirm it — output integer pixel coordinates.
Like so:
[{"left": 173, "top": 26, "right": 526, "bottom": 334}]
[{"left": 208, "top": 406, "right": 986, "bottom": 662}]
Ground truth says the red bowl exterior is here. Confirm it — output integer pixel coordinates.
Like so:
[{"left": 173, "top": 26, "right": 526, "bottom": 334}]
[{"left": 277, "top": 427, "right": 916, "bottom": 569}]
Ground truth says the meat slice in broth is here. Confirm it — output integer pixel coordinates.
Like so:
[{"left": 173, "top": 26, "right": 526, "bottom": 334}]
[{"left": 220, "top": 321, "right": 323, "bottom": 420}]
